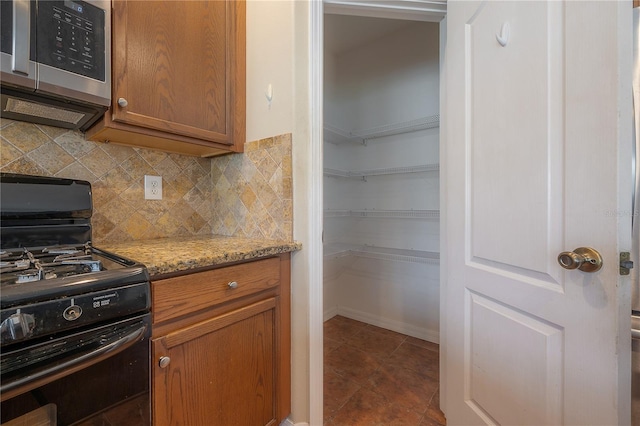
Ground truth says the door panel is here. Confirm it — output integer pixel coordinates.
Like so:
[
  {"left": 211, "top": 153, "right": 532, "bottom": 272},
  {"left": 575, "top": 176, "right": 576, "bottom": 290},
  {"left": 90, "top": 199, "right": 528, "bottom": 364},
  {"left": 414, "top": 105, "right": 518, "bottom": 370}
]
[
  {"left": 463, "top": 7, "right": 566, "bottom": 419},
  {"left": 443, "top": 1, "right": 630, "bottom": 425},
  {"left": 467, "top": 1, "right": 563, "bottom": 285},
  {"left": 467, "top": 291, "right": 563, "bottom": 425}
]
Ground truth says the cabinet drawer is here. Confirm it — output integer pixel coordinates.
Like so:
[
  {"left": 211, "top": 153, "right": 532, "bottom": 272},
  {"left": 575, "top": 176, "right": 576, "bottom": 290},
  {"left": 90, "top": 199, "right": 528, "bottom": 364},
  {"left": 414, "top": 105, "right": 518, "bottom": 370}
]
[{"left": 152, "top": 257, "right": 280, "bottom": 325}]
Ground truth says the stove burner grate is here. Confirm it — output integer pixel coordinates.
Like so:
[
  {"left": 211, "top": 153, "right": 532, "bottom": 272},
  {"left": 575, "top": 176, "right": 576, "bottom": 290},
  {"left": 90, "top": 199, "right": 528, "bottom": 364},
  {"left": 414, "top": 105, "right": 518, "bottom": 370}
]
[{"left": 0, "top": 245, "right": 103, "bottom": 285}]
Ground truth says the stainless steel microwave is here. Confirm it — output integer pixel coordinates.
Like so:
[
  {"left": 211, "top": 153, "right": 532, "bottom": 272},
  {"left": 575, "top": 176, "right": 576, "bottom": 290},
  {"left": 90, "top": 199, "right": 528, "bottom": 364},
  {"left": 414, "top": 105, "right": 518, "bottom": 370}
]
[{"left": 0, "top": 0, "right": 111, "bottom": 131}]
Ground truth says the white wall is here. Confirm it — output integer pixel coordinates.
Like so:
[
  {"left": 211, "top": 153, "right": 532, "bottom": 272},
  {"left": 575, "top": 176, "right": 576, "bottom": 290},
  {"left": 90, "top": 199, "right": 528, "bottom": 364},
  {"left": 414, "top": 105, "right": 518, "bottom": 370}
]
[
  {"left": 332, "top": 22, "right": 440, "bottom": 129},
  {"left": 247, "top": 2, "right": 316, "bottom": 425},
  {"left": 246, "top": 0, "right": 294, "bottom": 142}
]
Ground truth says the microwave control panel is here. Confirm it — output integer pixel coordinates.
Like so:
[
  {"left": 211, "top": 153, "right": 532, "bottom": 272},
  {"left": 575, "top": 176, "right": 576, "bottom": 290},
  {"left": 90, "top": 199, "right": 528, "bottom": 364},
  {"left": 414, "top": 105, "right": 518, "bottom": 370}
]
[{"left": 37, "top": 0, "right": 106, "bottom": 82}]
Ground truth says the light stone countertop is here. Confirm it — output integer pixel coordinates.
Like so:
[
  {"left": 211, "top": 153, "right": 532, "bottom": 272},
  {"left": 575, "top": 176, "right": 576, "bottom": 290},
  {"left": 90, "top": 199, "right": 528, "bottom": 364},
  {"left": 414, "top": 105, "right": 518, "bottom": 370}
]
[{"left": 99, "top": 235, "right": 302, "bottom": 277}]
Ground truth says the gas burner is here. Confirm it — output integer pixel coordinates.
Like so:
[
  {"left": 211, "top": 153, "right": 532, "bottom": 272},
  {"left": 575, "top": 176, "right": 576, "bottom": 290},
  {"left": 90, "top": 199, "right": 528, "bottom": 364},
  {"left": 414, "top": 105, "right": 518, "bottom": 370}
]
[
  {"left": 0, "top": 259, "right": 30, "bottom": 273},
  {"left": 16, "top": 269, "right": 57, "bottom": 283},
  {"left": 43, "top": 244, "right": 91, "bottom": 256},
  {"left": 16, "top": 271, "right": 40, "bottom": 283},
  {"left": 60, "top": 259, "right": 101, "bottom": 272},
  {"left": 43, "top": 248, "right": 82, "bottom": 255},
  {"left": 52, "top": 253, "right": 91, "bottom": 262}
]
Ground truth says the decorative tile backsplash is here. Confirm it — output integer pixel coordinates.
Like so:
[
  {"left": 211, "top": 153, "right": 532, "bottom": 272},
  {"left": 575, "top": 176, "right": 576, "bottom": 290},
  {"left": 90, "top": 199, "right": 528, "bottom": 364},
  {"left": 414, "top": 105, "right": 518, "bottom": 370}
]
[
  {"left": 0, "top": 118, "right": 292, "bottom": 243},
  {"left": 210, "top": 134, "right": 292, "bottom": 241}
]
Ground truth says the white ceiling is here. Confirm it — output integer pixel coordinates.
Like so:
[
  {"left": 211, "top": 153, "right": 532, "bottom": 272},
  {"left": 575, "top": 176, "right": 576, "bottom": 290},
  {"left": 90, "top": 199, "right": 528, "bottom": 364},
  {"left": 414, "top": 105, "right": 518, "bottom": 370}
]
[{"left": 324, "top": 14, "right": 414, "bottom": 55}]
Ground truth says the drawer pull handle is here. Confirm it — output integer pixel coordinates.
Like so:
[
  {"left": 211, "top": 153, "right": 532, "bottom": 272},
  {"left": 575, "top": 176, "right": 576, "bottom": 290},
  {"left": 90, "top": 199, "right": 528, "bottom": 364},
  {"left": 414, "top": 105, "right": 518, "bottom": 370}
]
[
  {"left": 227, "top": 281, "right": 238, "bottom": 289},
  {"left": 159, "top": 356, "right": 171, "bottom": 369}
]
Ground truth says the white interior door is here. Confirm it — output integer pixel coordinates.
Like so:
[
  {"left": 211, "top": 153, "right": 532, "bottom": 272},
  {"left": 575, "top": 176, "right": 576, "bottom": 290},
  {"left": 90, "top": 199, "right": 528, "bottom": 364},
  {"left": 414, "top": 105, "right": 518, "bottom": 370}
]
[{"left": 442, "top": 1, "right": 631, "bottom": 425}]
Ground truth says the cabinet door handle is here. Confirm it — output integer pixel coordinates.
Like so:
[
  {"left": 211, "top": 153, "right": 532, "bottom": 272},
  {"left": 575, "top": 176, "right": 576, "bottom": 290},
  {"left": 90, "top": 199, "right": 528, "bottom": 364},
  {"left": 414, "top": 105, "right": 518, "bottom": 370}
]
[
  {"left": 227, "top": 281, "right": 238, "bottom": 289},
  {"left": 117, "top": 97, "right": 128, "bottom": 108},
  {"left": 159, "top": 356, "right": 171, "bottom": 368}
]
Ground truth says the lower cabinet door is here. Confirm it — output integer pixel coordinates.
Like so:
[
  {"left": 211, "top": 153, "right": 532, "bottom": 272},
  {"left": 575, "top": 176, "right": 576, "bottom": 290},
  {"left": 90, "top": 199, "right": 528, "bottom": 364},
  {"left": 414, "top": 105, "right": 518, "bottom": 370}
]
[{"left": 152, "top": 298, "right": 277, "bottom": 426}]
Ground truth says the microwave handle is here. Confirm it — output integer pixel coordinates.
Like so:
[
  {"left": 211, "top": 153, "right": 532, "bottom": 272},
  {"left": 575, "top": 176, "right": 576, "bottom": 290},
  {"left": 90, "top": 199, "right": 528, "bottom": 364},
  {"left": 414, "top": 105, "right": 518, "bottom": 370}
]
[{"left": 12, "top": 0, "right": 30, "bottom": 75}]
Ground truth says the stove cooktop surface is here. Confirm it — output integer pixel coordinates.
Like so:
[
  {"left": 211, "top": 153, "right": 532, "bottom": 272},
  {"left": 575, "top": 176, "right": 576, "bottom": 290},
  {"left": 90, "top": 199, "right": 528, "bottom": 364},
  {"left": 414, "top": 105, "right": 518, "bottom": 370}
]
[
  {"left": 0, "top": 244, "right": 149, "bottom": 309},
  {"left": 0, "top": 243, "right": 150, "bottom": 346}
]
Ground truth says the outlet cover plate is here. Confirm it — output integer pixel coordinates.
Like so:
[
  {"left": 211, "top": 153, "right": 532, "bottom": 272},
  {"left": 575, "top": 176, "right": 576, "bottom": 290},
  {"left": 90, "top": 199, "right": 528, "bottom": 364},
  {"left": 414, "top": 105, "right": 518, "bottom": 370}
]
[{"left": 144, "top": 175, "right": 162, "bottom": 200}]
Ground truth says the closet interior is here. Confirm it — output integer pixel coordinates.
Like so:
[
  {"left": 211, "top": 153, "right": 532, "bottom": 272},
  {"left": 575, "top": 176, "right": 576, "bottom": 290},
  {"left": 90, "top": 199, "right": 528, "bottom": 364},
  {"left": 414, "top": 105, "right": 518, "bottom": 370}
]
[{"left": 323, "top": 14, "right": 441, "bottom": 343}]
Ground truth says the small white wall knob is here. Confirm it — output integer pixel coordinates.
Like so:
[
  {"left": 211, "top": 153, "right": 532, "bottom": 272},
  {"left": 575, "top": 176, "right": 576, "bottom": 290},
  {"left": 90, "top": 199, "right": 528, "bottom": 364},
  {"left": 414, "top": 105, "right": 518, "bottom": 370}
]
[{"left": 117, "top": 97, "right": 128, "bottom": 107}]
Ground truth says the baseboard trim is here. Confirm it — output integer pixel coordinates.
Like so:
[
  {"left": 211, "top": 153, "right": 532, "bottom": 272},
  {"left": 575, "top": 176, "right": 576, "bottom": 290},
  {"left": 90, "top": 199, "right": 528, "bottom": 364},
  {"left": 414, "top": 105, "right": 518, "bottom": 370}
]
[
  {"left": 323, "top": 306, "right": 339, "bottom": 321},
  {"left": 280, "top": 417, "right": 308, "bottom": 426},
  {"left": 328, "top": 306, "right": 440, "bottom": 344}
]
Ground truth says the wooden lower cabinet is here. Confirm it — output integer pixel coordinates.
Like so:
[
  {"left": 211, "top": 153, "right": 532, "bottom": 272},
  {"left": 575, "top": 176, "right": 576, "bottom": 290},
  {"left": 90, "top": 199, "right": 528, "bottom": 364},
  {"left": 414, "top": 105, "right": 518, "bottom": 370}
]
[{"left": 151, "top": 255, "right": 291, "bottom": 426}]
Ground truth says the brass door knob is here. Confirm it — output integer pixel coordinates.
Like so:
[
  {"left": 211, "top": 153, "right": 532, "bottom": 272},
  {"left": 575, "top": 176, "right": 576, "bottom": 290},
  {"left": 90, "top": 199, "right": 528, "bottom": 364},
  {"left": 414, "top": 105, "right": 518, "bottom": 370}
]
[{"left": 557, "top": 247, "right": 603, "bottom": 273}]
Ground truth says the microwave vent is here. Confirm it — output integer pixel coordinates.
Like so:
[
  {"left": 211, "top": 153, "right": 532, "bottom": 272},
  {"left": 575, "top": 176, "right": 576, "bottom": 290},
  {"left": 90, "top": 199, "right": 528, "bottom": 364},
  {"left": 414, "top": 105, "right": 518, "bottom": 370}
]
[{"left": 4, "top": 97, "right": 85, "bottom": 125}]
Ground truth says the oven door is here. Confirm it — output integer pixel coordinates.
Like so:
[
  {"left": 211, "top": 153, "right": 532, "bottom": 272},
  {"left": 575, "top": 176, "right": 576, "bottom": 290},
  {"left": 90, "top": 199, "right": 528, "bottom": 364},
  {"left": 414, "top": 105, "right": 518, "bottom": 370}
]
[{"left": 1, "top": 313, "right": 150, "bottom": 425}]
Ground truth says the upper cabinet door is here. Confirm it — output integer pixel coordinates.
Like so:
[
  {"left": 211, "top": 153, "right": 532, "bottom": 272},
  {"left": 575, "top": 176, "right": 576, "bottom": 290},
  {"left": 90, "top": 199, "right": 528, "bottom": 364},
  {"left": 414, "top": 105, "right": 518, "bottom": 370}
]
[
  {"left": 443, "top": 1, "right": 630, "bottom": 424},
  {"left": 111, "top": 0, "right": 245, "bottom": 146}
]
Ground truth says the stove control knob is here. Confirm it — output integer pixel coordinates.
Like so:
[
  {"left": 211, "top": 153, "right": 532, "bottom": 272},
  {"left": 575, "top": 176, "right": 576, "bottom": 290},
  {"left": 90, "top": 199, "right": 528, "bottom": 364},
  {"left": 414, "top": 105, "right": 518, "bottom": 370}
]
[
  {"left": 1, "top": 312, "right": 35, "bottom": 341},
  {"left": 63, "top": 305, "right": 83, "bottom": 321}
]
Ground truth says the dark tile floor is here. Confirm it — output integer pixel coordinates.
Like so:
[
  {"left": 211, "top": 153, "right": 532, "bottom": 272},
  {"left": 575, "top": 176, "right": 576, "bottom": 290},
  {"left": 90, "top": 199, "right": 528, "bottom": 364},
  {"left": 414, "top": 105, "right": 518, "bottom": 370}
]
[{"left": 324, "top": 316, "right": 445, "bottom": 426}]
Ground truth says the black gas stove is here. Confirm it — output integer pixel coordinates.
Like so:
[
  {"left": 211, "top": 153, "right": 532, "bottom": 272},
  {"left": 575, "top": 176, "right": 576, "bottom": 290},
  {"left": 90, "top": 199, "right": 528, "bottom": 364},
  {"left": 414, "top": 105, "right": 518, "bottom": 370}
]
[
  {"left": 0, "top": 242, "right": 149, "bottom": 345},
  {"left": 0, "top": 173, "right": 151, "bottom": 425}
]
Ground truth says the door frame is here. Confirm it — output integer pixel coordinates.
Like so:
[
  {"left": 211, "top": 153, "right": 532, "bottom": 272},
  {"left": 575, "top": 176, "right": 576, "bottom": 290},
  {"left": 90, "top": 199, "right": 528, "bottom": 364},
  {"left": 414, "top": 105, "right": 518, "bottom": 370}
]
[
  {"left": 306, "top": 2, "right": 446, "bottom": 425},
  {"left": 307, "top": 1, "right": 324, "bottom": 425}
]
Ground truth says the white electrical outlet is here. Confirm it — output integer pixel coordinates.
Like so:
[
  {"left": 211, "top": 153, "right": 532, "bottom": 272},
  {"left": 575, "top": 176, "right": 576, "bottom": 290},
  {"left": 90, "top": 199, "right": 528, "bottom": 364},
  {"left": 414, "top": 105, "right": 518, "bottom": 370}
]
[{"left": 144, "top": 175, "right": 162, "bottom": 200}]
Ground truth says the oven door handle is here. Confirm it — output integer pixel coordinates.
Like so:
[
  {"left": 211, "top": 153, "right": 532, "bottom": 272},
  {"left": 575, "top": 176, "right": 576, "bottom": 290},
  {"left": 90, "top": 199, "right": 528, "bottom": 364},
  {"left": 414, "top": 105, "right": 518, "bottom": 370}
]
[{"left": 1, "top": 322, "right": 148, "bottom": 399}]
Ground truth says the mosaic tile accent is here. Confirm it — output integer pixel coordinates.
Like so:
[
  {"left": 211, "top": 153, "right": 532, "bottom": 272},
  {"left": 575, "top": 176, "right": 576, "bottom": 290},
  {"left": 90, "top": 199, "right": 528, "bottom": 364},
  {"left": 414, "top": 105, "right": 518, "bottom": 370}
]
[
  {"left": 210, "top": 134, "right": 293, "bottom": 240},
  {"left": 0, "top": 119, "right": 293, "bottom": 243}
]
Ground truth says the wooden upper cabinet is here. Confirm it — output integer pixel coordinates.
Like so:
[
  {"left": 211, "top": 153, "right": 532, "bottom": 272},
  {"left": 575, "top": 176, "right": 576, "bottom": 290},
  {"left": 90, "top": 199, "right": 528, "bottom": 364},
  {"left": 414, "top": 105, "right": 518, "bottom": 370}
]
[
  {"left": 86, "top": 0, "right": 245, "bottom": 157},
  {"left": 113, "top": 1, "right": 228, "bottom": 140}
]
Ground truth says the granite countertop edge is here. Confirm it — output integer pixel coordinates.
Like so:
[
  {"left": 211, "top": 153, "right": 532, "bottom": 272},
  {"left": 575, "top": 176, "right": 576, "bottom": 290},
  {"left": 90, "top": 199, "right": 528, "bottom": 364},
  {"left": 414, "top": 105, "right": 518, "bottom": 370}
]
[{"left": 98, "top": 235, "right": 302, "bottom": 277}]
